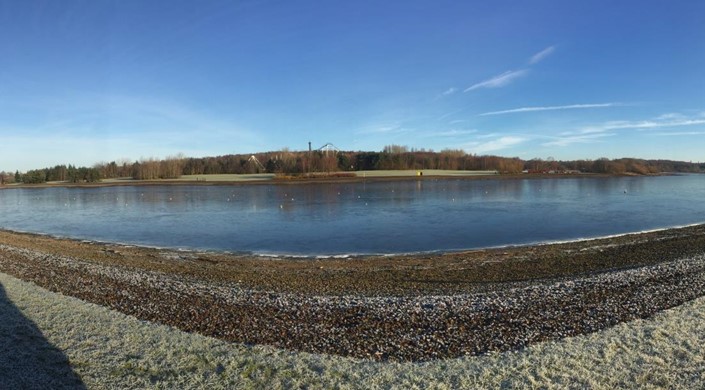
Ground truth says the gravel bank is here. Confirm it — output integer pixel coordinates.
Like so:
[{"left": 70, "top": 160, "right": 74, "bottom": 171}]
[
  {"left": 4, "top": 270, "right": 705, "bottom": 389},
  {"left": 1, "top": 225, "right": 705, "bottom": 361}
]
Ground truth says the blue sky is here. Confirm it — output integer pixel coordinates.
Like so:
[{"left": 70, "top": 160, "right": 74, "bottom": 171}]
[{"left": 1, "top": 0, "right": 704, "bottom": 171}]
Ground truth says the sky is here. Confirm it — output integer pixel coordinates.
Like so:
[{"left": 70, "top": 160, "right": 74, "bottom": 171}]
[{"left": 1, "top": 0, "right": 704, "bottom": 171}]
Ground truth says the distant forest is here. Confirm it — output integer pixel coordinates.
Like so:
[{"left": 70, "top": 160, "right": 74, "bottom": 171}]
[{"left": 2, "top": 145, "right": 703, "bottom": 184}]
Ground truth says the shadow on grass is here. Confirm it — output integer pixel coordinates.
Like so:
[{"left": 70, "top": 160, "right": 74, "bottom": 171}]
[{"left": 0, "top": 283, "right": 86, "bottom": 389}]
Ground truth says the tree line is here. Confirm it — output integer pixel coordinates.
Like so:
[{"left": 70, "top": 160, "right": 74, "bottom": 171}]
[
  {"left": 2, "top": 165, "right": 102, "bottom": 184},
  {"left": 2, "top": 145, "right": 703, "bottom": 184}
]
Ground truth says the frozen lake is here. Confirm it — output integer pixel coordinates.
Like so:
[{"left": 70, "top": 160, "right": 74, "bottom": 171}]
[{"left": 1, "top": 175, "right": 704, "bottom": 256}]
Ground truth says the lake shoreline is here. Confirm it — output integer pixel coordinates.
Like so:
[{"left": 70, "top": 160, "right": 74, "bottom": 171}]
[
  {"left": 0, "top": 171, "right": 672, "bottom": 190},
  {"left": 1, "top": 224, "right": 705, "bottom": 361}
]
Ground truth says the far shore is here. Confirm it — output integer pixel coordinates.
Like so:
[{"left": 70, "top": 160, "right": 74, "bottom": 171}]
[{"left": 0, "top": 169, "right": 669, "bottom": 189}]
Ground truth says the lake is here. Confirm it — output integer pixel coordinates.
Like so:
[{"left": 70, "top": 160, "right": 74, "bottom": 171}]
[{"left": 0, "top": 175, "right": 704, "bottom": 256}]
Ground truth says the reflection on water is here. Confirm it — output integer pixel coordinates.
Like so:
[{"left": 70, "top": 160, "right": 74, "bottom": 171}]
[{"left": 0, "top": 175, "right": 704, "bottom": 256}]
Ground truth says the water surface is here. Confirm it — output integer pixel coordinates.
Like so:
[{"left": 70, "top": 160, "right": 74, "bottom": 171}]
[{"left": 0, "top": 175, "right": 703, "bottom": 256}]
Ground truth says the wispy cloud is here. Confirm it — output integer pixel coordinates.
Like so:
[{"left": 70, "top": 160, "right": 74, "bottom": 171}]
[
  {"left": 651, "top": 131, "right": 705, "bottom": 136},
  {"left": 465, "top": 136, "right": 526, "bottom": 154},
  {"left": 434, "top": 87, "right": 459, "bottom": 101},
  {"left": 480, "top": 103, "right": 617, "bottom": 116},
  {"left": 655, "top": 113, "right": 686, "bottom": 120},
  {"left": 464, "top": 70, "right": 528, "bottom": 92},
  {"left": 544, "top": 112, "right": 705, "bottom": 147},
  {"left": 438, "top": 109, "right": 463, "bottom": 121},
  {"left": 425, "top": 129, "right": 477, "bottom": 137},
  {"left": 574, "top": 118, "right": 705, "bottom": 135},
  {"left": 529, "top": 46, "right": 556, "bottom": 64},
  {"left": 542, "top": 133, "right": 615, "bottom": 147},
  {"left": 476, "top": 132, "right": 500, "bottom": 139},
  {"left": 356, "top": 124, "right": 412, "bottom": 135},
  {"left": 461, "top": 45, "right": 554, "bottom": 94}
]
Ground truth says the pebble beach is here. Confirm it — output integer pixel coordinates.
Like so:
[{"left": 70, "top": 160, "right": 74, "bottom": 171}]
[{"left": 1, "top": 225, "right": 705, "bottom": 362}]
